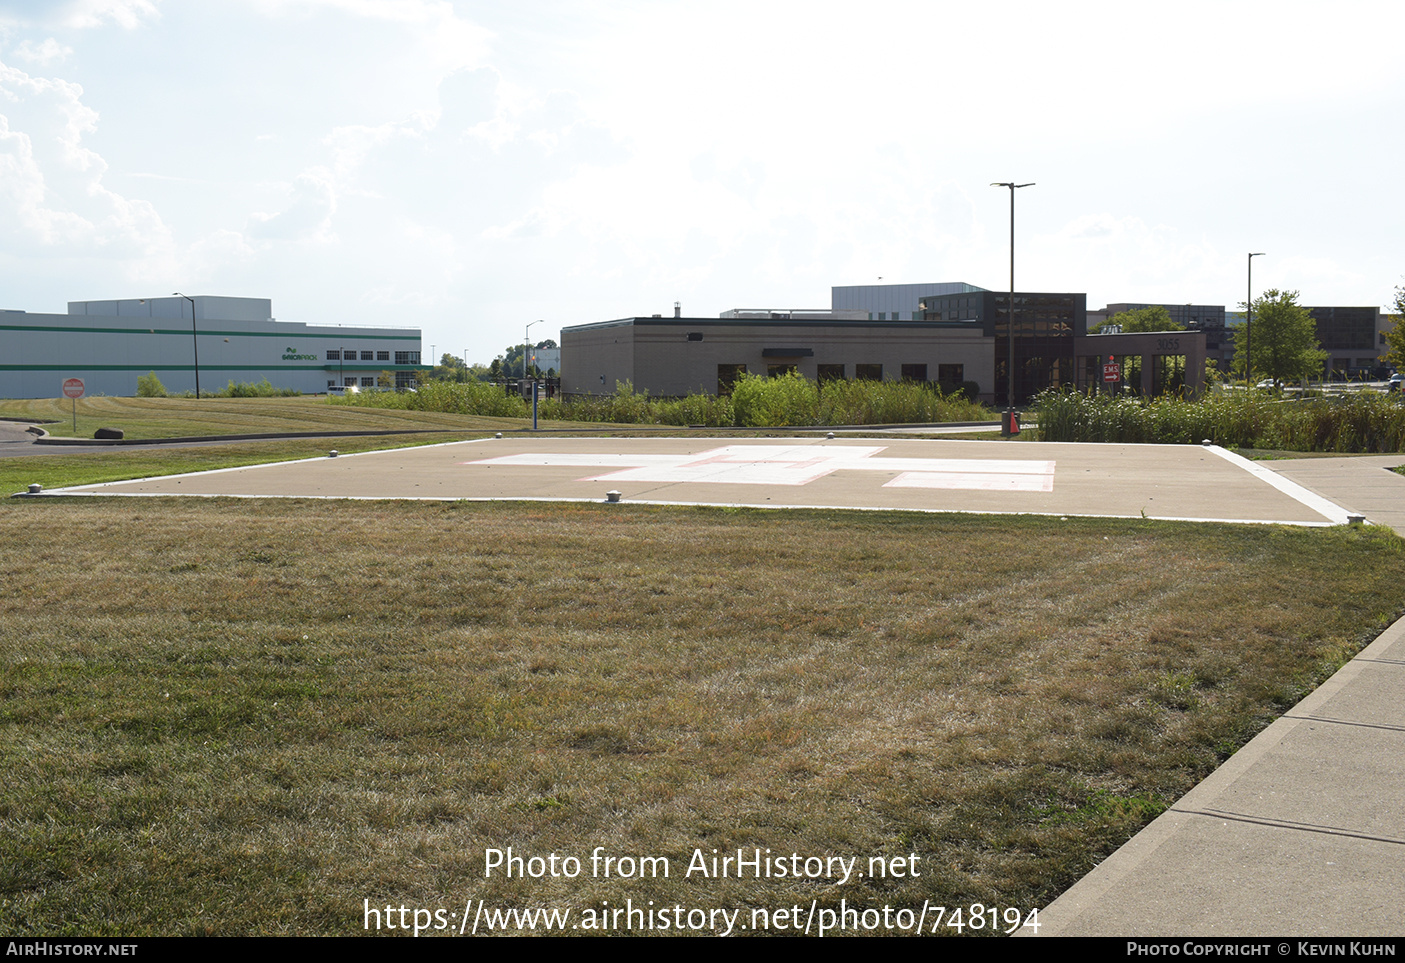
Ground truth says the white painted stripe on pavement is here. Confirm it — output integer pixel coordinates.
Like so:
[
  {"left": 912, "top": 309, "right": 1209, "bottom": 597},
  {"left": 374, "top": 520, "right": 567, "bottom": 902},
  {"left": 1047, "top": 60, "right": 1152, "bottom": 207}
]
[{"left": 1204, "top": 445, "right": 1354, "bottom": 524}]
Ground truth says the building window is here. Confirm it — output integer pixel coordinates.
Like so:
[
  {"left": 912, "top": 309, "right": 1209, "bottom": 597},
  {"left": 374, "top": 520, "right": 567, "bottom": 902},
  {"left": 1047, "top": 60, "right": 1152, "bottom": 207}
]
[
  {"left": 717, "top": 364, "right": 746, "bottom": 396},
  {"left": 361, "top": 377, "right": 376, "bottom": 387},
  {"left": 377, "top": 350, "right": 390, "bottom": 361},
  {"left": 817, "top": 364, "right": 845, "bottom": 382},
  {"left": 344, "top": 377, "right": 358, "bottom": 387},
  {"left": 327, "top": 350, "right": 340, "bottom": 360},
  {"left": 361, "top": 350, "right": 374, "bottom": 361},
  {"left": 767, "top": 364, "right": 797, "bottom": 378},
  {"left": 855, "top": 364, "right": 882, "bottom": 381},
  {"left": 687, "top": 332, "right": 704, "bottom": 342},
  {"left": 327, "top": 380, "right": 336, "bottom": 389},
  {"left": 901, "top": 364, "right": 928, "bottom": 382},
  {"left": 395, "top": 371, "right": 418, "bottom": 390},
  {"left": 938, "top": 364, "right": 964, "bottom": 385}
]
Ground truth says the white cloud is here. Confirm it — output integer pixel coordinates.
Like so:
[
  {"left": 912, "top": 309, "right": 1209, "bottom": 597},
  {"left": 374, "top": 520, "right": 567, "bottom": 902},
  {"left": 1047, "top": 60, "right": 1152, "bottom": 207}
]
[
  {"left": 58, "top": 0, "right": 161, "bottom": 30},
  {"left": 12, "top": 37, "right": 72, "bottom": 64},
  {"left": 247, "top": 167, "right": 337, "bottom": 241},
  {"left": 247, "top": 0, "right": 491, "bottom": 78},
  {"left": 0, "top": 61, "right": 171, "bottom": 256}
]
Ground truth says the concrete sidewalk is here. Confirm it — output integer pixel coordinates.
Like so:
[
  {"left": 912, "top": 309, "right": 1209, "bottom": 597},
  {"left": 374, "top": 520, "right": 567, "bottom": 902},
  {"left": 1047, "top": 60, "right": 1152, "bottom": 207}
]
[{"left": 1034, "top": 454, "right": 1405, "bottom": 937}]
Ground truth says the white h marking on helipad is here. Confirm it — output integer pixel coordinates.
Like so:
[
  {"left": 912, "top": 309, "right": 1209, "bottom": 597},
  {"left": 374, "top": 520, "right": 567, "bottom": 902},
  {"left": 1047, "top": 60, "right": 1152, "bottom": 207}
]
[{"left": 463, "top": 445, "right": 1056, "bottom": 492}]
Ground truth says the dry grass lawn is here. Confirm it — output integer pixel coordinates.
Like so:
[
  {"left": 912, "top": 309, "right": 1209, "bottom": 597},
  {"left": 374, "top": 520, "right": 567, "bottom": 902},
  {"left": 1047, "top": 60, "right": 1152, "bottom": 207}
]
[
  {"left": 2, "top": 497, "right": 1402, "bottom": 936},
  {"left": 0, "top": 395, "right": 534, "bottom": 439}
]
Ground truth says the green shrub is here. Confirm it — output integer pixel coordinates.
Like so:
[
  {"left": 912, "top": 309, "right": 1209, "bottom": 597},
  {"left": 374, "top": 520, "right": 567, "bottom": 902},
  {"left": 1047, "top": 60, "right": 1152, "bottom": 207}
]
[
  {"left": 1033, "top": 388, "right": 1405, "bottom": 453},
  {"left": 819, "top": 378, "right": 987, "bottom": 425},
  {"left": 335, "top": 373, "right": 990, "bottom": 428},
  {"left": 136, "top": 372, "right": 167, "bottom": 398},
  {"left": 937, "top": 380, "right": 981, "bottom": 404},
  {"left": 731, "top": 371, "right": 820, "bottom": 427},
  {"left": 332, "top": 379, "right": 528, "bottom": 418},
  {"left": 652, "top": 392, "right": 735, "bottom": 427},
  {"left": 217, "top": 379, "right": 301, "bottom": 398}
]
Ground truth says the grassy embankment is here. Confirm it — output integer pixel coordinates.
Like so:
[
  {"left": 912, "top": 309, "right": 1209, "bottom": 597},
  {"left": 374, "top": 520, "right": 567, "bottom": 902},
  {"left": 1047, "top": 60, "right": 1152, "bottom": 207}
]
[
  {"left": 0, "top": 396, "right": 538, "bottom": 495},
  {"left": 2, "top": 497, "right": 1401, "bottom": 936},
  {"left": 0, "top": 395, "right": 624, "bottom": 494},
  {"left": 0, "top": 395, "right": 537, "bottom": 440}
]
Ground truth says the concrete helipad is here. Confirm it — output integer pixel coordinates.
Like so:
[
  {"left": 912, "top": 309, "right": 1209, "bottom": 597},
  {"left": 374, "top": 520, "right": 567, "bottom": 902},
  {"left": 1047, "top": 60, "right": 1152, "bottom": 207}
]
[{"left": 50, "top": 436, "right": 1350, "bottom": 525}]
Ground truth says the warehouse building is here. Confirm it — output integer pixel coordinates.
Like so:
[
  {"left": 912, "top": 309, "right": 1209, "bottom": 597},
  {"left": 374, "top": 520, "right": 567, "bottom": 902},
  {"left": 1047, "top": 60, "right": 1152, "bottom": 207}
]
[
  {"left": 562, "top": 285, "right": 1212, "bottom": 404},
  {"left": 0, "top": 295, "right": 424, "bottom": 398},
  {"left": 560, "top": 313, "right": 995, "bottom": 401}
]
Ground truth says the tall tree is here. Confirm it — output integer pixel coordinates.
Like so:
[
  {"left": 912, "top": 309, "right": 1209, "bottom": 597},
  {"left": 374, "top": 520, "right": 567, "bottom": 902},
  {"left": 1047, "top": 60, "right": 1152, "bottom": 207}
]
[
  {"left": 1095, "top": 305, "right": 1183, "bottom": 333},
  {"left": 433, "top": 353, "right": 469, "bottom": 382},
  {"left": 501, "top": 341, "right": 553, "bottom": 379},
  {"left": 1382, "top": 284, "right": 1405, "bottom": 370},
  {"left": 1231, "top": 289, "right": 1327, "bottom": 383},
  {"left": 1093, "top": 306, "right": 1185, "bottom": 390}
]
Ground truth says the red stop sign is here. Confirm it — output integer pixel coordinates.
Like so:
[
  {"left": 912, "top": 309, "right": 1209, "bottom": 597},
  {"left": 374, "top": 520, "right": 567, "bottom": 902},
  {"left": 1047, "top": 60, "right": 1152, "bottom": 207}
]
[{"left": 62, "top": 377, "right": 86, "bottom": 398}]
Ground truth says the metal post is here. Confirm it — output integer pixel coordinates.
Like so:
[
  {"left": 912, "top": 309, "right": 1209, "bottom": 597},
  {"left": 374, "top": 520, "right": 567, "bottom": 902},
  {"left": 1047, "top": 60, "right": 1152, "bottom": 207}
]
[
  {"left": 524, "top": 319, "right": 542, "bottom": 400},
  {"left": 991, "top": 183, "right": 1033, "bottom": 428},
  {"left": 1247, "top": 253, "right": 1265, "bottom": 383},
  {"left": 174, "top": 293, "right": 200, "bottom": 399}
]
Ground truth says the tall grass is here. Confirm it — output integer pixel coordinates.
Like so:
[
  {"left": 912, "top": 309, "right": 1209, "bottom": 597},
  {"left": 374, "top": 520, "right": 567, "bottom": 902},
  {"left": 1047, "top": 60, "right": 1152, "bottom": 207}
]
[
  {"left": 334, "top": 374, "right": 990, "bottom": 427},
  {"left": 819, "top": 376, "right": 985, "bottom": 425},
  {"left": 330, "top": 380, "right": 529, "bottom": 418},
  {"left": 537, "top": 381, "right": 688, "bottom": 425},
  {"left": 215, "top": 378, "right": 302, "bottom": 398},
  {"left": 1035, "top": 389, "right": 1405, "bottom": 452},
  {"left": 730, "top": 371, "right": 822, "bottom": 426}
]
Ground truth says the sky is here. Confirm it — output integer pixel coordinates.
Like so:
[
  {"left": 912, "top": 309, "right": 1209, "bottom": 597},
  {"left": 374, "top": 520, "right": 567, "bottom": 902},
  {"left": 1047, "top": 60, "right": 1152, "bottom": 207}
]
[{"left": 0, "top": 0, "right": 1401, "bottom": 365}]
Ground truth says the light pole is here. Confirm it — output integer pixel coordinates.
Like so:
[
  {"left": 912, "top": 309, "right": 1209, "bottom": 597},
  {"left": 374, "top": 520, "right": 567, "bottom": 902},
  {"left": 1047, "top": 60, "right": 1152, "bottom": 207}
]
[
  {"left": 1246, "top": 253, "right": 1265, "bottom": 384},
  {"left": 990, "top": 182, "right": 1033, "bottom": 430},
  {"left": 173, "top": 292, "right": 200, "bottom": 399},
  {"left": 524, "top": 320, "right": 542, "bottom": 388}
]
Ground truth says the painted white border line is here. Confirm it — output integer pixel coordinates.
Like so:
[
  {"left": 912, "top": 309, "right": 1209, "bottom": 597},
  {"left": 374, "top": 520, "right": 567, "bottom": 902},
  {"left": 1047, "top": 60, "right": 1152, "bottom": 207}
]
[
  {"left": 16, "top": 489, "right": 1342, "bottom": 526},
  {"left": 40, "top": 436, "right": 499, "bottom": 494},
  {"left": 1204, "top": 445, "right": 1355, "bottom": 525},
  {"left": 27, "top": 438, "right": 1350, "bottom": 529}
]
